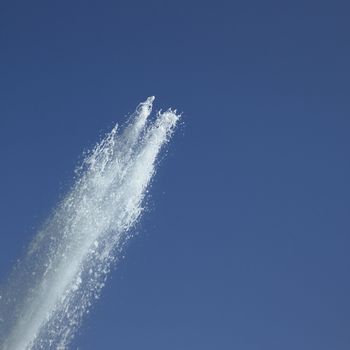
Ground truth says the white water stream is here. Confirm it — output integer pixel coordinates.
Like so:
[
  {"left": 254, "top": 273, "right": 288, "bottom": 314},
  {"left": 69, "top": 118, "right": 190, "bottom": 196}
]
[{"left": 0, "top": 97, "right": 180, "bottom": 349}]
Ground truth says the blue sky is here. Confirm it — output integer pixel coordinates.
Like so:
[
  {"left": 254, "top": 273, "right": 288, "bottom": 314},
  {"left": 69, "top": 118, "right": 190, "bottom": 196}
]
[{"left": 0, "top": 1, "right": 349, "bottom": 349}]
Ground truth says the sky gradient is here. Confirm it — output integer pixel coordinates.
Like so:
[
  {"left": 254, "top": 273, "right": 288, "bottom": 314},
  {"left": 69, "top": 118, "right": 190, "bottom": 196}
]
[{"left": 0, "top": 1, "right": 349, "bottom": 349}]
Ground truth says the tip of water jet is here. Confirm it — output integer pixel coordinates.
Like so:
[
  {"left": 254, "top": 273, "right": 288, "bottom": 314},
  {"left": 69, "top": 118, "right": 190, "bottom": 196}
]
[
  {"left": 135, "top": 97, "right": 156, "bottom": 124},
  {"left": 142, "top": 96, "right": 155, "bottom": 107}
]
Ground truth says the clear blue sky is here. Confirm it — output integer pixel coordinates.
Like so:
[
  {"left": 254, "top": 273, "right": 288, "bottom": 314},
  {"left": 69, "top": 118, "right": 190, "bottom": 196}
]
[{"left": 0, "top": 1, "right": 349, "bottom": 349}]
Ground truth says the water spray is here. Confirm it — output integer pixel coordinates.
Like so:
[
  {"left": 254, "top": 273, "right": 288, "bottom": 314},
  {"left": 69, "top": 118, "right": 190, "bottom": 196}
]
[{"left": 0, "top": 97, "right": 180, "bottom": 350}]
